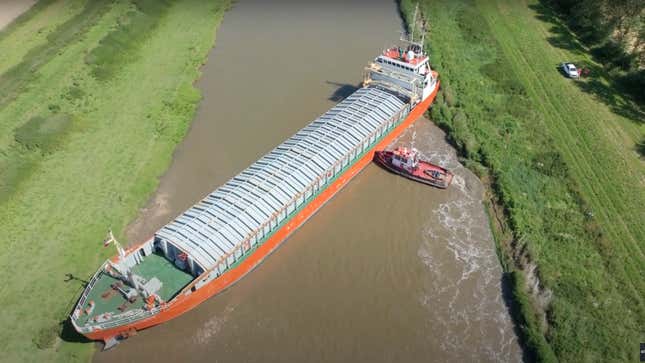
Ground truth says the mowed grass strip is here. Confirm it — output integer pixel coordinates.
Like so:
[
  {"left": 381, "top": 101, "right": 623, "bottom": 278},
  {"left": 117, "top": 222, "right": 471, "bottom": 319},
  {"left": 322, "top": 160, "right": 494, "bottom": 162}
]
[
  {"left": 480, "top": 0, "right": 644, "bottom": 312},
  {"left": 0, "top": 0, "right": 230, "bottom": 362},
  {"left": 0, "top": 0, "right": 116, "bottom": 108},
  {"left": 86, "top": 0, "right": 175, "bottom": 81},
  {"left": 0, "top": 0, "right": 86, "bottom": 74},
  {"left": 0, "top": 0, "right": 179, "bottom": 203},
  {"left": 406, "top": 0, "right": 644, "bottom": 361},
  {"left": 0, "top": 0, "right": 129, "bottom": 204}
]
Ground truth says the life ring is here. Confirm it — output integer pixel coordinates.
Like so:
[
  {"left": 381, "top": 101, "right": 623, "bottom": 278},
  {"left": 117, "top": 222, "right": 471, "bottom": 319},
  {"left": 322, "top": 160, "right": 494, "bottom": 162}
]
[{"left": 178, "top": 252, "right": 188, "bottom": 262}]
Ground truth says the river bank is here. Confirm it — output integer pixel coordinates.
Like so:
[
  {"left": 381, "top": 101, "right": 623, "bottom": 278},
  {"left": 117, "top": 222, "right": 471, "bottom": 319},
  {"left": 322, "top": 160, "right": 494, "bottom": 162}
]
[
  {"left": 0, "top": 1, "right": 230, "bottom": 361},
  {"left": 402, "top": 0, "right": 645, "bottom": 361},
  {"left": 0, "top": 0, "right": 36, "bottom": 30},
  {"left": 97, "top": 0, "right": 520, "bottom": 362}
]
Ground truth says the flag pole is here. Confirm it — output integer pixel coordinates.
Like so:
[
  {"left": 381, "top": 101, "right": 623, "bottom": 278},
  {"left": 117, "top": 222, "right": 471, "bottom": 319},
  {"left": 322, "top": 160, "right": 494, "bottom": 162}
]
[{"left": 104, "top": 229, "right": 126, "bottom": 260}]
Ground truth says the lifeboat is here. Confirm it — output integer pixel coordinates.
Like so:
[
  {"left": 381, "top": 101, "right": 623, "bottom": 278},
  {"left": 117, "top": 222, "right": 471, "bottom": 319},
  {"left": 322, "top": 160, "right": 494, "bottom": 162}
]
[{"left": 374, "top": 147, "right": 453, "bottom": 189}]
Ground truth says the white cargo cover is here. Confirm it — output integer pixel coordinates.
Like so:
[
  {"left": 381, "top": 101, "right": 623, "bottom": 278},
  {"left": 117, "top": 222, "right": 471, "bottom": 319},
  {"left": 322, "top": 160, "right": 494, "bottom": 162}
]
[{"left": 156, "top": 87, "right": 407, "bottom": 270}]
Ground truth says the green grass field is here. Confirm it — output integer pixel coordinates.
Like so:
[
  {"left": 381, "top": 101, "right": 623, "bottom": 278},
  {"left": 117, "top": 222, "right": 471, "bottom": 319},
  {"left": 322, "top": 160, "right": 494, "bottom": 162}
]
[
  {"left": 0, "top": 0, "right": 230, "bottom": 361},
  {"left": 403, "top": 0, "right": 644, "bottom": 361}
]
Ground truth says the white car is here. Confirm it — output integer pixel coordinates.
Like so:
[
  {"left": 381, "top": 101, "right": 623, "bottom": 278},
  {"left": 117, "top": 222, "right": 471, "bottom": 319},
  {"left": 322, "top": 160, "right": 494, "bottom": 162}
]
[{"left": 560, "top": 62, "right": 579, "bottom": 78}]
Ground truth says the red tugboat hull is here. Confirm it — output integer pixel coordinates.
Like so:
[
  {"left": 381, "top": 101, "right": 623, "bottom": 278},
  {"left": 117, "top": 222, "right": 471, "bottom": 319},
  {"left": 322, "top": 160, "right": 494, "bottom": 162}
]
[{"left": 373, "top": 150, "right": 453, "bottom": 189}]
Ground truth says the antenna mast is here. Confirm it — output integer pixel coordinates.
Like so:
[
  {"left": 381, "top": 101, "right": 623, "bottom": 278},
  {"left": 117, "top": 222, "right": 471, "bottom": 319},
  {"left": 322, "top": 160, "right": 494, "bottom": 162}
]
[
  {"left": 104, "top": 229, "right": 126, "bottom": 259},
  {"left": 410, "top": 3, "right": 418, "bottom": 42}
]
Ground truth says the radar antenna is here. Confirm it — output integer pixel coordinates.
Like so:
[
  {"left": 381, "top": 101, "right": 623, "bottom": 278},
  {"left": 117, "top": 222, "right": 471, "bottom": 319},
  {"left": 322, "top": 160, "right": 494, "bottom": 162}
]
[
  {"left": 410, "top": 3, "right": 418, "bottom": 43},
  {"left": 400, "top": 2, "right": 425, "bottom": 50}
]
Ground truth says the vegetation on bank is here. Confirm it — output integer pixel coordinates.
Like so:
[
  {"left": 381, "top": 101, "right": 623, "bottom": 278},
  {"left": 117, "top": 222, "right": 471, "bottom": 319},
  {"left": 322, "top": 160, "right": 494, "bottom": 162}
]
[
  {"left": 0, "top": 0, "right": 230, "bottom": 361},
  {"left": 401, "top": 0, "right": 644, "bottom": 361},
  {"left": 544, "top": 0, "right": 644, "bottom": 104}
]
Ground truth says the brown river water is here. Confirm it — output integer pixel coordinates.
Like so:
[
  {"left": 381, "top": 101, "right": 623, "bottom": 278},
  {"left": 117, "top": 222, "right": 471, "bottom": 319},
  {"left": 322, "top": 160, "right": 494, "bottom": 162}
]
[{"left": 96, "top": 0, "right": 522, "bottom": 361}]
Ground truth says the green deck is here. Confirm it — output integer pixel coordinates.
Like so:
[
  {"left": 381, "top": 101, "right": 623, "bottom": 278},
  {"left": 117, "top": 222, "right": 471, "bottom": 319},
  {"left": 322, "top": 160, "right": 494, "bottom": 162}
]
[
  {"left": 131, "top": 252, "right": 194, "bottom": 301},
  {"left": 76, "top": 253, "right": 194, "bottom": 327},
  {"left": 75, "top": 273, "right": 144, "bottom": 326}
]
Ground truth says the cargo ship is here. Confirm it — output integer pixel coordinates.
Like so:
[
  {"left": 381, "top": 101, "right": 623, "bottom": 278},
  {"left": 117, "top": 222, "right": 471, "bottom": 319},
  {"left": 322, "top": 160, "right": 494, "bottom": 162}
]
[{"left": 70, "top": 41, "right": 440, "bottom": 348}]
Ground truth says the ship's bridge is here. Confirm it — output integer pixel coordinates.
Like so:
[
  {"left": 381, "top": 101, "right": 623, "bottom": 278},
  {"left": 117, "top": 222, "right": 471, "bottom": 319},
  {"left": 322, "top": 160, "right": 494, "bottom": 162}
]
[
  {"left": 154, "top": 87, "right": 408, "bottom": 278},
  {"left": 378, "top": 47, "right": 430, "bottom": 75}
]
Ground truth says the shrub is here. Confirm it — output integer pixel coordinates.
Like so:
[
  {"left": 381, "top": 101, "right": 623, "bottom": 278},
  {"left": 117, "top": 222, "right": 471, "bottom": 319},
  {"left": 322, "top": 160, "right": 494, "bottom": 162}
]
[
  {"left": 452, "top": 110, "right": 480, "bottom": 158},
  {"left": 443, "top": 85, "right": 457, "bottom": 106},
  {"left": 435, "top": 90, "right": 444, "bottom": 106},
  {"left": 429, "top": 104, "right": 442, "bottom": 122},
  {"left": 591, "top": 40, "right": 637, "bottom": 71},
  {"left": 439, "top": 103, "right": 452, "bottom": 123},
  {"left": 32, "top": 323, "right": 59, "bottom": 350},
  {"left": 637, "top": 137, "right": 645, "bottom": 157},
  {"left": 509, "top": 271, "right": 558, "bottom": 363},
  {"left": 532, "top": 151, "right": 569, "bottom": 178},
  {"left": 14, "top": 114, "right": 72, "bottom": 153},
  {"left": 618, "top": 69, "right": 645, "bottom": 104}
]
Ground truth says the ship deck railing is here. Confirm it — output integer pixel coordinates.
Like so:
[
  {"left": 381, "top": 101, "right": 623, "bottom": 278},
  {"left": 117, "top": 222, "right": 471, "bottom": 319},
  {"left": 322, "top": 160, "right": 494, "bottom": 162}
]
[
  {"left": 364, "top": 66, "right": 423, "bottom": 101},
  {"left": 74, "top": 306, "right": 161, "bottom": 334},
  {"left": 70, "top": 261, "right": 108, "bottom": 332},
  {"left": 70, "top": 253, "right": 194, "bottom": 334}
]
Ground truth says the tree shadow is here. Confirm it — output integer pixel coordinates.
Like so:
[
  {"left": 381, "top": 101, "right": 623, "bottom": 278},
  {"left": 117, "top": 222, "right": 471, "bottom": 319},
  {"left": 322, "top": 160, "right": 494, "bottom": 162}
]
[
  {"left": 530, "top": 3, "right": 586, "bottom": 57},
  {"left": 326, "top": 81, "right": 359, "bottom": 102},
  {"left": 577, "top": 73, "right": 645, "bottom": 122},
  {"left": 64, "top": 273, "right": 89, "bottom": 286},
  {"left": 637, "top": 138, "right": 645, "bottom": 158},
  {"left": 529, "top": 1, "right": 644, "bottom": 124}
]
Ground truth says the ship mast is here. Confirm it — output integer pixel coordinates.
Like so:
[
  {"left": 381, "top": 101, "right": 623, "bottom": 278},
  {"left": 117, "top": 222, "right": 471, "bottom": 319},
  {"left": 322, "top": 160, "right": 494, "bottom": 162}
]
[
  {"left": 103, "top": 229, "right": 143, "bottom": 292},
  {"left": 412, "top": 3, "right": 419, "bottom": 42},
  {"left": 401, "top": 3, "right": 425, "bottom": 51},
  {"left": 103, "top": 229, "right": 126, "bottom": 259}
]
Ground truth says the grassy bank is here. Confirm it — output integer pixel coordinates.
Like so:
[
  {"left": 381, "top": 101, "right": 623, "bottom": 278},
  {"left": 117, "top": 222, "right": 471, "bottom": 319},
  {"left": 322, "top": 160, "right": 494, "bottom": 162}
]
[
  {"left": 0, "top": 0, "right": 230, "bottom": 361},
  {"left": 401, "top": 0, "right": 644, "bottom": 361}
]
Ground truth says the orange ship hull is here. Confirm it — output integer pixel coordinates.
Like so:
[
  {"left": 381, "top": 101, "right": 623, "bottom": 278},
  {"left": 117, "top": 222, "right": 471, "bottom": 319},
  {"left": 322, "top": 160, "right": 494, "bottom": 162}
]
[{"left": 83, "top": 83, "right": 439, "bottom": 342}]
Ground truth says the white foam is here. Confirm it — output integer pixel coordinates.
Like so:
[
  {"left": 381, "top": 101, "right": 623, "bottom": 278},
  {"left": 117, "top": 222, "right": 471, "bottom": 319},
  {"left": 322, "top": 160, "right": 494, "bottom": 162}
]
[
  {"left": 193, "top": 304, "right": 235, "bottom": 345},
  {"left": 412, "top": 124, "right": 520, "bottom": 361}
]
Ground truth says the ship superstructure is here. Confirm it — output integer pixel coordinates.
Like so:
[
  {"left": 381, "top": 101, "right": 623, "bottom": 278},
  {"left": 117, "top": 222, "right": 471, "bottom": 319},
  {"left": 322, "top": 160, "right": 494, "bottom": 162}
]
[{"left": 71, "top": 41, "right": 440, "bottom": 347}]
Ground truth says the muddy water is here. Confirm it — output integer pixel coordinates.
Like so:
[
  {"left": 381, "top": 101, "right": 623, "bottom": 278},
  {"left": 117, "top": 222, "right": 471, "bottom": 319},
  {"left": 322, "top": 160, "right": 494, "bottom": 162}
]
[{"left": 97, "top": 0, "right": 521, "bottom": 362}]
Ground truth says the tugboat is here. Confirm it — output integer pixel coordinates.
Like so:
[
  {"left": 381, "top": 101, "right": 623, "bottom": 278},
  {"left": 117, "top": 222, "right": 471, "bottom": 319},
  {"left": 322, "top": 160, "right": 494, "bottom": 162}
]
[{"left": 374, "top": 147, "right": 453, "bottom": 189}]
